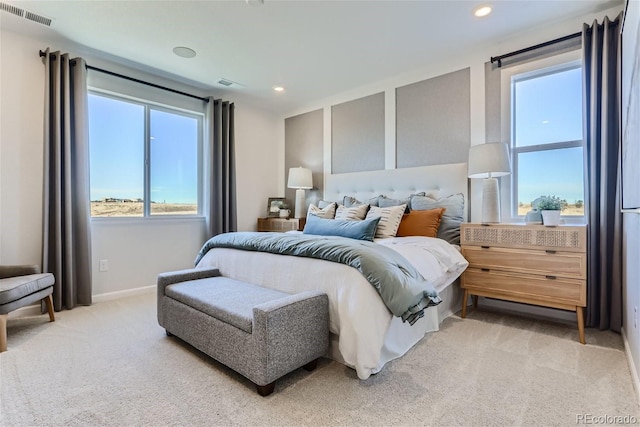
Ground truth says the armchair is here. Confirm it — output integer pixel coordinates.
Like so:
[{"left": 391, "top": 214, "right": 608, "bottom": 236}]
[{"left": 0, "top": 265, "right": 55, "bottom": 352}]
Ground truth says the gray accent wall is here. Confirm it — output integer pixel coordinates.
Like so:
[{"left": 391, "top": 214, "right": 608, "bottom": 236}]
[
  {"left": 396, "top": 68, "right": 470, "bottom": 168},
  {"left": 331, "top": 92, "right": 385, "bottom": 174},
  {"left": 284, "top": 109, "right": 323, "bottom": 210}
]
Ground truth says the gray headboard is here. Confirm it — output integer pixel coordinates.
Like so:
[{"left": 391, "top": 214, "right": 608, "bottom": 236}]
[{"left": 323, "top": 163, "right": 469, "bottom": 219}]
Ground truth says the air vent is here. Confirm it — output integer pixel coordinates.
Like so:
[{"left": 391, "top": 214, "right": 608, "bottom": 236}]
[
  {"left": 0, "top": 2, "right": 24, "bottom": 17},
  {"left": 216, "top": 78, "right": 245, "bottom": 89},
  {"left": 24, "top": 10, "right": 52, "bottom": 26},
  {"left": 0, "top": 2, "right": 53, "bottom": 27}
]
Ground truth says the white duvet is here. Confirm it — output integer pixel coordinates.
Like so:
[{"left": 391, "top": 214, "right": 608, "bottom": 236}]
[{"left": 195, "top": 235, "right": 468, "bottom": 379}]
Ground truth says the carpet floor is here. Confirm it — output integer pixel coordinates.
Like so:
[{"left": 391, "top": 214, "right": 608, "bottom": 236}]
[{"left": 1, "top": 290, "right": 638, "bottom": 426}]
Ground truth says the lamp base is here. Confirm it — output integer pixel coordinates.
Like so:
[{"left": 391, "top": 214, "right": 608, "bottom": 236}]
[
  {"left": 481, "top": 177, "right": 501, "bottom": 223},
  {"left": 294, "top": 188, "right": 306, "bottom": 218}
]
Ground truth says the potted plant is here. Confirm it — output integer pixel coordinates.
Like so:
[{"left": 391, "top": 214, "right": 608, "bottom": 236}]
[{"left": 537, "top": 195, "right": 563, "bottom": 226}]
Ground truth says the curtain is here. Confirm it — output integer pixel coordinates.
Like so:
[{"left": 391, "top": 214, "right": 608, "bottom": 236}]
[
  {"left": 41, "top": 49, "right": 92, "bottom": 310},
  {"left": 204, "top": 97, "right": 237, "bottom": 236},
  {"left": 582, "top": 14, "right": 622, "bottom": 332}
]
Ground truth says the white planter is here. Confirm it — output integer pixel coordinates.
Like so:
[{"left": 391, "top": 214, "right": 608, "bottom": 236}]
[{"left": 541, "top": 210, "right": 561, "bottom": 226}]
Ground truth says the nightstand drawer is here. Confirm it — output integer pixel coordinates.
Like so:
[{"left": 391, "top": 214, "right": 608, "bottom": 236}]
[
  {"left": 462, "top": 268, "right": 586, "bottom": 307},
  {"left": 462, "top": 246, "right": 586, "bottom": 279}
]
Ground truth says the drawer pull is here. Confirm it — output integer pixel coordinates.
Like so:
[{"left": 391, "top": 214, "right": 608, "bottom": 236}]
[
  {"left": 545, "top": 275, "right": 557, "bottom": 280},
  {"left": 481, "top": 268, "right": 490, "bottom": 272},
  {"left": 545, "top": 250, "right": 557, "bottom": 254},
  {"left": 481, "top": 246, "right": 490, "bottom": 249}
]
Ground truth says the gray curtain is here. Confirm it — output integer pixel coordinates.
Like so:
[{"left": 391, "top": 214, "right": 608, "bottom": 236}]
[
  {"left": 582, "top": 14, "right": 622, "bottom": 332},
  {"left": 42, "top": 49, "right": 92, "bottom": 311},
  {"left": 205, "top": 97, "right": 237, "bottom": 236}
]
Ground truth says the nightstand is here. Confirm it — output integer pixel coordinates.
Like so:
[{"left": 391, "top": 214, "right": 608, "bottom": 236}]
[
  {"left": 257, "top": 217, "right": 306, "bottom": 232},
  {"left": 460, "top": 223, "right": 587, "bottom": 344}
]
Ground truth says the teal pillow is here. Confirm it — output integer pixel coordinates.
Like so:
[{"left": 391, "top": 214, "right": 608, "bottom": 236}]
[
  {"left": 410, "top": 193, "right": 465, "bottom": 245},
  {"left": 303, "top": 215, "right": 381, "bottom": 241}
]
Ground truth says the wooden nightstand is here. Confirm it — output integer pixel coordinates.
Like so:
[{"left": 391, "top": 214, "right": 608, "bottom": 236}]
[
  {"left": 460, "top": 223, "right": 587, "bottom": 344},
  {"left": 257, "top": 217, "right": 306, "bottom": 232}
]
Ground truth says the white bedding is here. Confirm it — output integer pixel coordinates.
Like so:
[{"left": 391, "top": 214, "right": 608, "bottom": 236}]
[{"left": 195, "top": 235, "right": 468, "bottom": 379}]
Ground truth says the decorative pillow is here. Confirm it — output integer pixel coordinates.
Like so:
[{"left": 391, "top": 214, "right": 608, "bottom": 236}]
[
  {"left": 378, "top": 192, "right": 426, "bottom": 214},
  {"left": 335, "top": 204, "right": 369, "bottom": 220},
  {"left": 307, "top": 202, "right": 336, "bottom": 219},
  {"left": 396, "top": 208, "right": 446, "bottom": 238},
  {"left": 365, "top": 204, "right": 407, "bottom": 238},
  {"left": 317, "top": 200, "right": 334, "bottom": 209},
  {"left": 410, "top": 193, "right": 465, "bottom": 245},
  {"left": 343, "top": 195, "right": 380, "bottom": 207},
  {"left": 303, "top": 214, "right": 381, "bottom": 241}
]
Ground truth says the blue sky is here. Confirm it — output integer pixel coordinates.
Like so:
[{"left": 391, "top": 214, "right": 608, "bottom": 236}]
[
  {"left": 88, "top": 94, "right": 198, "bottom": 204},
  {"left": 513, "top": 66, "right": 584, "bottom": 204}
]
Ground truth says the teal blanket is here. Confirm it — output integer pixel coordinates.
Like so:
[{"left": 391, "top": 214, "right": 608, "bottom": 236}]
[{"left": 195, "top": 232, "right": 441, "bottom": 325}]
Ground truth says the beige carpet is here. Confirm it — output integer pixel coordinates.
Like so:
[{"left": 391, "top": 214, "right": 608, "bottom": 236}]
[{"left": 1, "top": 290, "right": 638, "bottom": 426}]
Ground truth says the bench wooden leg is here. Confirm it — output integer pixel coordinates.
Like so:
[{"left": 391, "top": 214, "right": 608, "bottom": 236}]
[
  {"left": 44, "top": 294, "right": 55, "bottom": 322},
  {"left": 256, "top": 382, "right": 275, "bottom": 396},
  {"left": 0, "top": 314, "right": 7, "bottom": 352},
  {"left": 303, "top": 358, "right": 319, "bottom": 372}
]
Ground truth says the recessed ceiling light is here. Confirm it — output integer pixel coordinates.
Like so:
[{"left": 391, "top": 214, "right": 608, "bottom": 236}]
[
  {"left": 473, "top": 5, "right": 492, "bottom": 17},
  {"left": 173, "top": 46, "right": 196, "bottom": 58},
  {"left": 273, "top": 86, "right": 285, "bottom": 92}
]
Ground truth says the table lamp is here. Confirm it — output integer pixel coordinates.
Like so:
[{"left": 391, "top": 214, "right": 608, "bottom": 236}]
[
  {"left": 287, "top": 167, "right": 313, "bottom": 218},
  {"left": 468, "top": 142, "right": 511, "bottom": 223}
]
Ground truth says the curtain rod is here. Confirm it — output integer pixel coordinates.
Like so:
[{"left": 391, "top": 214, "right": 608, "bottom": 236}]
[
  {"left": 490, "top": 31, "right": 582, "bottom": 68},
  {"left": 39, "top": 50, "right": 209, "bottom": 103}
]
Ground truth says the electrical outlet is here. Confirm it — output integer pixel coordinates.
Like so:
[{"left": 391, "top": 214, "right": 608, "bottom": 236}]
[
  {"left": 634, "top": 306, "right": 638, "bottom": 329},
  {"left": 99, "top": 259, "right": 109, "bottom": 272}
]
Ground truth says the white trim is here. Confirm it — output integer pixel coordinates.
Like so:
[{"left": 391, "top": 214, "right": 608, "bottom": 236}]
[
  {"left": 7, "top": 285, "right": 156, "bottom": 320},
  {"left": 622, "top": 326, "right": 640, "bottom": 405},
  {"left": 384, "top": 88, "right": 396, "bottom": 169},
  {"left": 92, "top": 284, "right": 155, "bottom": 303}
]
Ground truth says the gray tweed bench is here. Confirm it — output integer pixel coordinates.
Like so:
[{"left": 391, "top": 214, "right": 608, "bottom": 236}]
[{"left": 157, "top": 267, "right": 329, "bottom": 396}]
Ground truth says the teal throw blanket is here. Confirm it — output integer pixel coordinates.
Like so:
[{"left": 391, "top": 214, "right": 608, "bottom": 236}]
[{"left": 195, "top": 232, "right": 441, "bottom": 325}]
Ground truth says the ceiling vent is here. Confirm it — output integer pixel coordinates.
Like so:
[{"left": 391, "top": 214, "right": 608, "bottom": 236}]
[
  {"left": 217, "top": 78, "right": 244, "bottom": 89},
  {"left": 0, "top": 2, "right": 53, "bottom": 27}
]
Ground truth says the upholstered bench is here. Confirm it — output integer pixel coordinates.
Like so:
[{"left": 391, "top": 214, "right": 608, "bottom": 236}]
[{"left": 157, "top": 268, "right": 329, "bottom": 396}]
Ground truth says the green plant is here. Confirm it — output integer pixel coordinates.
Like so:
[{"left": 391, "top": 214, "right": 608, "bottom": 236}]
[{"left": 536, "top": 195, "right": 563, "bottom": 211}]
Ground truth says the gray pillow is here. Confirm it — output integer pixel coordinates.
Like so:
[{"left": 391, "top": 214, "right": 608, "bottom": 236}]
[
  {"left": 317, "top": 200, "right": 335, "bottom": 209},
  {"left": 343, "top": 195, "right": 380, "bottom": 207},
  {"left": 410, "top": 193, "right": 465, "bottom": 245},
  {"left": 303, "top": 214, "right": 381, "bottom": 241},
  {"left": 378, "top": 192, "right": 426, "bottom": 214}
]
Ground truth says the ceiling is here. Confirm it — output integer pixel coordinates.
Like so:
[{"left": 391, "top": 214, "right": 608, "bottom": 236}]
[{"left": 1, "top": 0, "right": 621, "bottom": 115}]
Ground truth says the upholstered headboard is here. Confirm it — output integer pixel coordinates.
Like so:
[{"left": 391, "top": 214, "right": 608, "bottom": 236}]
[{"left": 323, "top": 163, "right": 469, "bottom": 220}]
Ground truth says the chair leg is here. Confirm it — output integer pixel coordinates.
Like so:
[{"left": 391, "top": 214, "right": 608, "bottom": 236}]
[
  {"left": 0, "top": 314, "right": 7, "bottom": 352},
  {"left": 44, "top": 294, "right": 55, "bottom": 322}
]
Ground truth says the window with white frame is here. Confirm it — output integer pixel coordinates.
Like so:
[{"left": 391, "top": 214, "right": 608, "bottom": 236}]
[
  {"left": 88, "top": 91, "right": 203, "bottom": 217},
  {"left": 503, "top": 52, "right": 585, "bottom": 220}
]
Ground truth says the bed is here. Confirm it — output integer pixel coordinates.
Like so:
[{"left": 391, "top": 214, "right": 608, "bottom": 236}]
[{"left": 195, "top": 163, "right": 469, "bottom": 379}]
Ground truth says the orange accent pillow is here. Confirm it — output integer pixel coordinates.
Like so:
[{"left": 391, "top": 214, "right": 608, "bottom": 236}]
[{"left": 396, "top": 208, "right": 446, "bottom": 238}]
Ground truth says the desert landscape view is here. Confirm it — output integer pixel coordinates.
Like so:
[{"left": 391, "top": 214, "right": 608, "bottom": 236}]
[{"left": 91, "top": 200, "right": 197, "bottom": 217}]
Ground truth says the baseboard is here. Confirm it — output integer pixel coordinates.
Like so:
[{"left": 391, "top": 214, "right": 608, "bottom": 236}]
[
  {"left": 92, "top": 285, "right": 155, "bottom": 303},
  {"left": 8, "top": 285, "right": 155, "bottom": 320},
  {"left": 622, "top": 326, "right": 640, "bottom": 405},
  {"left": 478, "top": 297, "right": 576, "bottom": 324}
]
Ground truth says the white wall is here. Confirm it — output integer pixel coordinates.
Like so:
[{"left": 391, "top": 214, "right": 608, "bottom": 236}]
[{"left": 0, "top": 29, "right": 280, "bottom": 297}]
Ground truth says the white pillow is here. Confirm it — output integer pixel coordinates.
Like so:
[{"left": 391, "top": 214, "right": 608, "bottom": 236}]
[
  {"left": 307, "top": 202, "right": 336, "bottom": 219},
  {"left": 335, "top": 204, "right": 369, "bottom": 221},
  {"left": 365, "top": 204, "right": 407, "bottom": 238}
]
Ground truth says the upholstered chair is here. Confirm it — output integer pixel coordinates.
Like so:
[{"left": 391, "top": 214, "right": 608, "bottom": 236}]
[{"left": 0, "top": 265, "right": 55, "bottom": 352}]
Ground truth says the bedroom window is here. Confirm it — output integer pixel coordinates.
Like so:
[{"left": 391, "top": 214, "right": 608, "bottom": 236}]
[
  {"left": 506, "top": 54, "right": 585, "bottom": 220},
  {"left": 88, "top": 91, "right": 202, "bottom": 217}
]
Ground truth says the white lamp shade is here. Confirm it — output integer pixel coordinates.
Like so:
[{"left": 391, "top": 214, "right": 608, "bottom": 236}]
[
  {"left": 468, "top": 142, "right": 511, "bottom": 179},
  {"left": 287, "top": 167, "right": 313, "bottom": 189}
]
